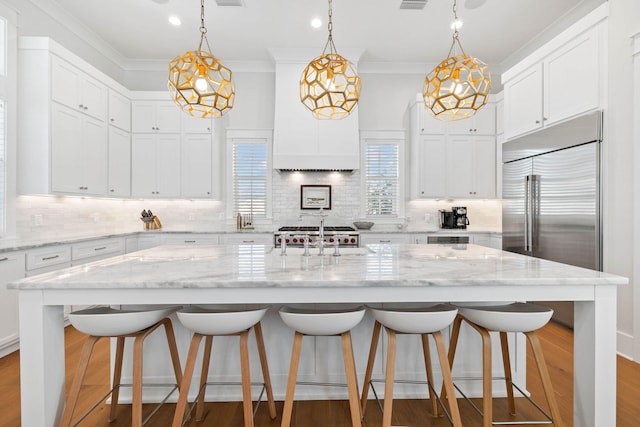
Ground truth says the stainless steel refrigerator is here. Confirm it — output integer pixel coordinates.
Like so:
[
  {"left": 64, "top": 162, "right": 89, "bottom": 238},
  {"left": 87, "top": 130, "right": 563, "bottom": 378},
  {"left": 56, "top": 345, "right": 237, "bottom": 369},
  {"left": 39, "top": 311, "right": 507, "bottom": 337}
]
[{"left": 502, "top": 111, "right": 603, "bottom": 327}]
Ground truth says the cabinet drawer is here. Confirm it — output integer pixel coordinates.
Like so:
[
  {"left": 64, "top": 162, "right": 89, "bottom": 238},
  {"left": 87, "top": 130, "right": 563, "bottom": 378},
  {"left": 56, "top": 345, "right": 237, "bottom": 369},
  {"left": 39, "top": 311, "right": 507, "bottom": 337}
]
[
  {"left": 164, "top": 236, "right": 219, "bottom": 245},
  {"left": 26, "top": 246, "right": 71, "bottom": 271},
  {"left": 222, "top": 234, "right": 272, "bottom": 245},
  {"left": 72, "top": 238, "right": 124, "bottom": 261}
]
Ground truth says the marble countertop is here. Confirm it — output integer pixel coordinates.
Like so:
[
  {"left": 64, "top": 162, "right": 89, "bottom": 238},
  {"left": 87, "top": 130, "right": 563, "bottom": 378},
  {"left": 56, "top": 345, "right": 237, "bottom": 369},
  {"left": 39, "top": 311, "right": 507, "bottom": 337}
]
[{"left": 11, "top": 243, "right": 626, "bottom": 290}]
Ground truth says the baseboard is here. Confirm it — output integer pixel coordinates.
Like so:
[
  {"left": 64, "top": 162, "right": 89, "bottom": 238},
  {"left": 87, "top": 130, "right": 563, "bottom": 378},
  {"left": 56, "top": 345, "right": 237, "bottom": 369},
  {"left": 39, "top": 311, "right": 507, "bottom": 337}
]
[
  {"left": 0, "top": 334, "right": 19, "bottom": 358},
  {"left": 617, "top": 330, "right": 635, "bottom": 361}
]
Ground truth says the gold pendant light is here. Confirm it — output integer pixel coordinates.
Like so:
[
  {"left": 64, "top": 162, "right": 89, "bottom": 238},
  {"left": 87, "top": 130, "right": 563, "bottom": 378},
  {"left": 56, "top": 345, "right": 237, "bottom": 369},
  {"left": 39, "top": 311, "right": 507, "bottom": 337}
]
[
  {"left": 300, "top": 0, "right": 361, "bottom": 120},
  {"left": 168, "top": 0, "right": 234, "bottom": 119},
  {"left": 423, "top": 0, "right": 491, "bottom": 121}
]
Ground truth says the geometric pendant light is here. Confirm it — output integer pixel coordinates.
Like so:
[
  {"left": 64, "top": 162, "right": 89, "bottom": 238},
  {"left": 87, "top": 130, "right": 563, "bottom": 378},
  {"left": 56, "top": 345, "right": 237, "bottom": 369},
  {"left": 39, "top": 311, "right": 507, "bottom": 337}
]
[
  {"left": 168, "top": 0, "right": 235, "bottom": 119},
  {"left": 423, "top": 0, "right": 491, "bottom": 121},
  {"left": 300, "top": 0, "right": 362, "bottom": 120}
]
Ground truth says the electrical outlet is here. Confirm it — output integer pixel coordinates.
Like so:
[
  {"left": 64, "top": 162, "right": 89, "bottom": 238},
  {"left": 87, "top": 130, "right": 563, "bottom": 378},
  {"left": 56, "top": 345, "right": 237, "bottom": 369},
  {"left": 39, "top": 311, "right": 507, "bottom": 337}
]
[{"left": 32, "top": 214, "right": 43, "bottom": 226}]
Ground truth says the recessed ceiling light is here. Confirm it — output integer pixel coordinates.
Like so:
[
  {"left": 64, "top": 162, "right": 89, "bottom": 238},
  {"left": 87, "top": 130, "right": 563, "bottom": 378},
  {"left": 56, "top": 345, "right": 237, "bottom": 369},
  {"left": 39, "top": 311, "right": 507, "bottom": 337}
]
[
  {"left": 311, "top": 18, "right": 322, "bottom": 29},
  {"left": 169, "top": 16, "right": 181, "bottom": 26}
]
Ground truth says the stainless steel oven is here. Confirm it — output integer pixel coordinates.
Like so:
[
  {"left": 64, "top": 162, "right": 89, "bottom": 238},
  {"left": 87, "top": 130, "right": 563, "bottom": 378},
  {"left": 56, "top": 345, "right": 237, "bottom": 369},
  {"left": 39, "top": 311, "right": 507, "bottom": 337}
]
[{"left": 274, "top": 226, "right": 359, "bottom": 247}]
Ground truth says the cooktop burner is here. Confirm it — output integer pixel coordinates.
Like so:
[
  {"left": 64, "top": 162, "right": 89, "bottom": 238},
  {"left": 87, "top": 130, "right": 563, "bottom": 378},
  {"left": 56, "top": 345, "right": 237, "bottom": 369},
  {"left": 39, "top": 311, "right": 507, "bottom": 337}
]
[{"left": 278, "top": 226, "right": 356, "bottom": 232}]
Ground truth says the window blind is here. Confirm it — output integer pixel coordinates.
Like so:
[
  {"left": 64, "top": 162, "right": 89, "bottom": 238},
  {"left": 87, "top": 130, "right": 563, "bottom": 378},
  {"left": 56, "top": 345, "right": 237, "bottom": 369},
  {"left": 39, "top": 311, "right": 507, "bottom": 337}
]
[
  {"left": 232, "top": 141, "right": 267, "bottom": 216},
  {"left": 365, "top": 143, "right": 399, "bottom": 216}
]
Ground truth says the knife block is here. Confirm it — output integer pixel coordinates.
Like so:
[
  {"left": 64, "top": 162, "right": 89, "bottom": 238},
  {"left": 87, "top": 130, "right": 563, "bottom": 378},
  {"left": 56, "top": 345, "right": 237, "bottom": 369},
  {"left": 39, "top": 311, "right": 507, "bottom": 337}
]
[{"left": 141, "top": 216, "right": 162, "bottom": 230}]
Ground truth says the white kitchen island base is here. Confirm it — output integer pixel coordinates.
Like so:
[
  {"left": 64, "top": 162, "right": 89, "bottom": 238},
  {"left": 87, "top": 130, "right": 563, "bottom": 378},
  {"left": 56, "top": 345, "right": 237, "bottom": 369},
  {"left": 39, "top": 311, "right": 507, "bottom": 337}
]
[{"left": 14, "top": 244, "right": 625, "bottom": 427}]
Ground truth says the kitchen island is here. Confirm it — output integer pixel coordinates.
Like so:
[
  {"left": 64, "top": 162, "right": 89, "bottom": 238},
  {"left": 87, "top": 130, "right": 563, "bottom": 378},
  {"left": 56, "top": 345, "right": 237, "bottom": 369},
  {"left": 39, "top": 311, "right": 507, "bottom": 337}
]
[{"left": 12, "top": 243, "right": 626, "bottom": 427}]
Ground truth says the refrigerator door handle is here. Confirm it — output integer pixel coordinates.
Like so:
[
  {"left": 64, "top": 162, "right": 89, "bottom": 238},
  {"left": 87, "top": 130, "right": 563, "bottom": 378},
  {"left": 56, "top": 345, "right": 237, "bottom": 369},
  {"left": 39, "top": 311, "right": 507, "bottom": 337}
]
[
  {"left": 530, "top": 175, "right": 540, "bottom": 252},
  {"left": 525, "top": 175, "right": 531, "bottom": 252}
]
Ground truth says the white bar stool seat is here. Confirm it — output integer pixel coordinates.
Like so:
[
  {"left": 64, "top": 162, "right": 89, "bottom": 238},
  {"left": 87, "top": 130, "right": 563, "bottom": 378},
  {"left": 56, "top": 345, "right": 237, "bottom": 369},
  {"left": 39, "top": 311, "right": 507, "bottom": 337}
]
[
  {"left": 61, "top": 306, "right": 182, "bottom": 427},
  {"left": 279, "top": 305, "right": 366, "bottom": 427},
  {"left": 361, "top": 304, "right": 462, "bottom": 427},
  {"left": 445, "top": 302, "right": 564, "bottom": 427},
  {"left": 172, "top": 305, "right": 276, "bottom": 427}
]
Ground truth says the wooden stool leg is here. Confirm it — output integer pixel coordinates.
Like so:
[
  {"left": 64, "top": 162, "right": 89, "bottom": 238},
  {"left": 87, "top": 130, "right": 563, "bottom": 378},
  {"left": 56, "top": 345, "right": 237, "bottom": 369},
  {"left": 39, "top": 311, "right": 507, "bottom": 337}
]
[
  {"left": 360, "top": 320, "right": 382, "bottom": 417},
  {"left": 109, "top": 336, "right": 126, "bottom": 422},
  {"left": 132, "top": 333, "right": 146, "bottom": 427},
  {"left": 433, "top": 331, "right": 462, "bottom": 427},
  {"left": 281, "top": 332, "right": 303, "bottom": 427},
  {"left": 195, "top": 335, "right": 213, "bottom": 421},
  {"left": 239, "top": 330, "right": 254, "bottom": 427},
  {"left": 172, "top": 333, "right": 203, "bottom": 427},
  {"left": 477, "top": 326, "right": 493, "bottom": 427},
  {"left": 439, "top": 315, "right": 463, "bottom": 415},
  {"left": 525, "top": 331, "right": 565, "bottom": 427},
  {"left": 60, "top": 335, "right": 102, "bottom": 427},
  {"left": 382, "top": 328, "right": 397, "bottom": 427},
  {"left": 162, "top": 318, "right": 183, "bottom": 390},
  {"left": 421, "top": 333, "right": 439, "bottom": 416},
  {"left": 499, "top": 331, "right": 516, "bottom": 415},
  {"left": 341, "top": 331, "right": 363, "bottom": 427},
  {"left": 254, "top": 322, "right": 277, "bottom": 419}
]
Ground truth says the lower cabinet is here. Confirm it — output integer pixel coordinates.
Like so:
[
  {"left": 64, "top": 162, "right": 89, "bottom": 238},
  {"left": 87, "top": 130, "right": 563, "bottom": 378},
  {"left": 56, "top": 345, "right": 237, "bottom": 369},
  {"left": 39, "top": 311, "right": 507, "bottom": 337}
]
[
  {"left": 221, "top": 234, "right": 273, "bottom": 245},
  {"left": 164, "top": 234, "right": 220, "bottom": 245},
  {"left": 360, "top": 233, "right": 411, "bottom": 245},
  {"left": 0, "top": 252, "right": 26, "bottom": 358}
]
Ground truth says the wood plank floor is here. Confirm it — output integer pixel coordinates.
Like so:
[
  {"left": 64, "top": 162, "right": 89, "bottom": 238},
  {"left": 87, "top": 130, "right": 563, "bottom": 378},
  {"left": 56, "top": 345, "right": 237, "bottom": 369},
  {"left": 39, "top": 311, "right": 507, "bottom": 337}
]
[{"left": 1, "top": 322, "right": 639, "bottom": 426}]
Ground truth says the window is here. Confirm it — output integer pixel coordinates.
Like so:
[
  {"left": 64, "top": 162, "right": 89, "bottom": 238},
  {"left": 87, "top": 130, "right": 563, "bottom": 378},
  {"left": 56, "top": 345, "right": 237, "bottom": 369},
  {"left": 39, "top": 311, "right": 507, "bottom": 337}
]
[
  {"left": 363, "top": 138, "right": 401, "bottom": 217},
  {"left": 227, "top": 130, "right": 272, "bottom": 219}
]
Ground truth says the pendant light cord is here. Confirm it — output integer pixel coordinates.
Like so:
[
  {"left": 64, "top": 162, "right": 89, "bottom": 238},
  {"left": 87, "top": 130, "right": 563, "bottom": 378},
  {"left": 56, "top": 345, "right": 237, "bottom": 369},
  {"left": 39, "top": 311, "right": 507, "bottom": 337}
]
[
  {"left": 198, "top": 0, "right": 213, "bottom": 54},
  {"left": 446, "top": 0, "right": 466, "bottom": 58},
  {"left": 322, "top": 0, "right": 337, "bottom": 55}
]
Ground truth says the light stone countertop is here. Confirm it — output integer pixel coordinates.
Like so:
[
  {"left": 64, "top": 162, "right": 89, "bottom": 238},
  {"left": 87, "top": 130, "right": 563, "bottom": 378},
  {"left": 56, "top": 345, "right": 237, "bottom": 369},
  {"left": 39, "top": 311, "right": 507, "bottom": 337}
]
[{"left": 11, "top": 243, "right": 626, "bottom": 290}]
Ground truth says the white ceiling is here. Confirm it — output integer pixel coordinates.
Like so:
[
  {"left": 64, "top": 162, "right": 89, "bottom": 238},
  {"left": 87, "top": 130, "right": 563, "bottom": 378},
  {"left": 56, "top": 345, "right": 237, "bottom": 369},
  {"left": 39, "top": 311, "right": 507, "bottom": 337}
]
[{"left": 40, "top": 0, "right": 601, "bottom": 70}]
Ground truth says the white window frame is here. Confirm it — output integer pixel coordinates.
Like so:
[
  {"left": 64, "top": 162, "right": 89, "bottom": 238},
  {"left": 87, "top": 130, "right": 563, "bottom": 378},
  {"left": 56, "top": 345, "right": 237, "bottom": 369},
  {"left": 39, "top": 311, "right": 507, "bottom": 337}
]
[
  {"left": 225, "top": 129, "right": 273, "bottom": 223},
  {"left": 360, "top": 130, "right": 405, "bottom": 221}
]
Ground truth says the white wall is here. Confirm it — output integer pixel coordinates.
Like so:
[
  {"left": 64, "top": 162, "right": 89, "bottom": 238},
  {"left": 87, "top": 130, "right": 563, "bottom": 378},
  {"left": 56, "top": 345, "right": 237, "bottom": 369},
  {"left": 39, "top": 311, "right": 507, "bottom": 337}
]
[{"left": 606, "top": 0, "right": 640, "bottom": 360}]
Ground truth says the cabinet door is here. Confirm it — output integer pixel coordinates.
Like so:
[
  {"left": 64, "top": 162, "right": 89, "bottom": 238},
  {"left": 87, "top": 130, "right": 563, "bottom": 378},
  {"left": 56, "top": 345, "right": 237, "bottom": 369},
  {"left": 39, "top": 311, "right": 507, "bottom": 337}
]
[
  {"left": 81, "top": 75, "right": 107, "bottom": 121},
  {"left": 360, "top": 234, "right": 409, "bottom": 245},
  {"left": 51, "top": 56, "right": 81, "bottom": 110},
  {"left": 182, "top": 134, "right": 212, "bottom": 198},
  {"left": 473, "top": 104, "right": 496, "bottom": 135},
  {"left": 446, "top": 137, "right": 475, "bottom": 198},
  {"left": 131, "top": 134, "right": 158, "bottom": 197},
  {"left": 108, "top": 126, "right": 131, "bottom": 197},
  {"left": 155, "top": 102, "right": 182, "bottom": 133},
  {"left": 182, "top": 114, "right": 213, "bottom": 133},
  {"left": 473, "top": 136, "right": 496, "bottom": 198},
  {"left": 131, "top": 102, "right": 156, "bottom": 132},
  {"left": 496, "top": 99, "right": 504, "bottom": 135},
  {"left": 416, "top": 135, "right": 447, "bottom": 198},
  {"left": 51, "top": 105, "right": 84, "bottom": 193},
  {"left": 108, "top": 90, "right": 131, "bottom": 131},
  {"left": 156, "top": 134, "right": 181, "bottom": 197},
  {"left": 446, "top": 117, "right": 477, "bottom": 135},
  {"left": 82, "top": 116, "right": 108, "bottom": 195},
  {"left": 418, "top": 105, "right": 446, "bottom": 134},
  {"left": 0, "top": 252, "right": 25, "bottom": 357},
  {"left": 544, "top": 27, "right": 600, "bottom": 125},
  {"left": 504, "top": 64, "right": 543, "bottom": 139}
]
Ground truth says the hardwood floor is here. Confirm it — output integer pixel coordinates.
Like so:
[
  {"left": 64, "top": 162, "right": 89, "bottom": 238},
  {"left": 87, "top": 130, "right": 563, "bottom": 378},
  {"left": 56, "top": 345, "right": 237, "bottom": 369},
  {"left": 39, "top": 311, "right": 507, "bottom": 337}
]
[{"left": 1, "top": 322, "right": 639, "bottom": 426}]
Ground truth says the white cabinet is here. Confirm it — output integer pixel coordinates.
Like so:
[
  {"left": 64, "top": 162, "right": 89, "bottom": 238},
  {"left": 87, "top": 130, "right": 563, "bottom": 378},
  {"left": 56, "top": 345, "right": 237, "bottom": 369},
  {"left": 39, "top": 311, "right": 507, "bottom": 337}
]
[
  {"left": 164, "top": 234, "right": 220, "bottom": 245},
  {"left": 108, "top": 126, "right": 131, "bottom": 197},
  {"left": 414, "top": 135, "right": 447, "bottom": 198},
  {"left": 446, "top": 136, "right": 495, "bottom": 199},
  {"left": 131, "top": 134, "right": 181, "bottom": 198},
  {"left": 182, "top": 114, "right": 213, "bottom": 134},
  {"left": 50, "top": 104, "right": 108, "bottom": 195},
  {"left": 51, "top": 55, "right": 107, "bottom": 121},
  {"left": 132, "top": 101, "right": 181, "bottom": 133},
  {"left": 181, "top": 134, "right": 213, "bottom": 198},
  {"left": 221, "top": 234, "right": 272, "bottom": 245},
  {"left": 126, "top": 235, "right": 163, "bottom": 253},
  {"left": 446, "top": 105, "right": 495, "bottom": 135},
  {"left": 360, "top": 233, "right": 410, "bottom": 245},
  {"left": 108, "top": 89, "right": 131, "bottom": 131},
  {"left": 71, "top": 238, "right": 124, "bottom": 266},
  {"left": 0, "top": 252, "right": 25, "bottom": 357},
  {"left": 471, "top": 233, "right": 502, "bottom": 249},
  {"left": 503, "top": 24, "right": 603, "bottom": 140},
  {"left": 415, "top": 103, "right": 446, "bottom": 135},
  {"left": 26, "top": 246, "right": 71, "bottom": 276}
]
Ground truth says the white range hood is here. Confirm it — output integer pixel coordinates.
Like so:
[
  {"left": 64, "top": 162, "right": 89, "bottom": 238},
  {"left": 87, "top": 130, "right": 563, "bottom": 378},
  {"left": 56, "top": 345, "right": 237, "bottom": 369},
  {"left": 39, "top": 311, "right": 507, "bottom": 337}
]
[{"left": 271, "top": 48, "right": 363, "bottom": 171}]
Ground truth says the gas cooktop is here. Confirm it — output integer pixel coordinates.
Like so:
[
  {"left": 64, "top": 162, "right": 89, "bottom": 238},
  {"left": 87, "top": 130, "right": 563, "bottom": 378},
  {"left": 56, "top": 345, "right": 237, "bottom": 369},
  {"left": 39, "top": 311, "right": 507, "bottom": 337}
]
[{"left": 278, "top": 226, "right": 356, "bottom": 232}]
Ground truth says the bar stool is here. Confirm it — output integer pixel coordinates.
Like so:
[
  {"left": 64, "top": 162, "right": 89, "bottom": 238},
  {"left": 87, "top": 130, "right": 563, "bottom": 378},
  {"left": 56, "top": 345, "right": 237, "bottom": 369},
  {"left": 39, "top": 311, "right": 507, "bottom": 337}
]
[
  {"left": 444, "top": 302, "right": 564, "bottom": 427},
  {"left": 361, "top": 304, "right": 462, "bottom": 427},
  {"left": 171, "top": 305, "right": 277, "bottom": 427},
  {"left": 60, "top": 306, "right": 182, "bottom": 427},
  {"left": 279, "top": 305, "right": 366, "bottom": 427}
]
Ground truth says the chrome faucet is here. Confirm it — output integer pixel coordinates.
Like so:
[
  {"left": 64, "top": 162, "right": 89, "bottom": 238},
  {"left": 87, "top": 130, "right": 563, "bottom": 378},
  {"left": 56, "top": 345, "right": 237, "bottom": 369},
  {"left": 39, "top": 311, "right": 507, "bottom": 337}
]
[{"left": 299, "top": 207, "right": 329, "bottom": 255}]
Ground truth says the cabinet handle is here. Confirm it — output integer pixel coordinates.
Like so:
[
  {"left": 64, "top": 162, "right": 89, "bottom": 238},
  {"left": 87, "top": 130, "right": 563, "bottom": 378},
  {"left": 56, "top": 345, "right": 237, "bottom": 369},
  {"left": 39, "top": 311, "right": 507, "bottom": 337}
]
[
  {"left": 110, "top": 118, "right": 115, "bottom": 122},
  {"left": 84, "top": 106, "right": 88, "bottom": 110},
  {"left": 94, "top": 247, "right": 106, "bottom": 251},
  {"left": 380, "top": 240, "right": 391, "bottom": 243},
  {"left": 110, "top": 189, "right": 115, "bottom": 192},
  {"left": 243, "top": 240, "right": 255, "bottom": 243},
  {"left": 184, "top": 240, "right": 196, "bottom": 243},
  {"left": 543, "top": 117, "right": 548, "bottom": 121},
  {"left": 78, "top": 104, "right": 83, "bottom": 109},
  {"left": 535, "top": 120, "right": 541, "bottom": 124},
  {"left": 0, "top": 257, "right": 8, "bottom": 262},
  {"left": 207, "top": 191, "right": 210, "bottom": 195},
  {"left": 42, "top": 255, "right": 60, "bottom": 261}
]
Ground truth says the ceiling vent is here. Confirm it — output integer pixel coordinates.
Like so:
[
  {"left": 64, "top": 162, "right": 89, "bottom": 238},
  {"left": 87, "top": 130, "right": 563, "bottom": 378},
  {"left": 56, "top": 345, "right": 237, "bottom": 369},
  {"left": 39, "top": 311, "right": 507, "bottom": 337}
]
[
  {"left": 399, "top": 0, "right": 428, "bottom": 10},
  {"left": 215, "top": 0, "right": 245, "bottom": 6}
]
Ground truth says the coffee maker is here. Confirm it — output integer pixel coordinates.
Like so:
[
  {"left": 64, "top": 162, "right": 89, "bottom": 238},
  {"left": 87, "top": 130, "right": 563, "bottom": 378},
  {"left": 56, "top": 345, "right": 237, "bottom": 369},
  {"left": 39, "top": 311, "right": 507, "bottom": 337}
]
[{"left": 439, "top": 207, "right": 470, "bottom": 229}]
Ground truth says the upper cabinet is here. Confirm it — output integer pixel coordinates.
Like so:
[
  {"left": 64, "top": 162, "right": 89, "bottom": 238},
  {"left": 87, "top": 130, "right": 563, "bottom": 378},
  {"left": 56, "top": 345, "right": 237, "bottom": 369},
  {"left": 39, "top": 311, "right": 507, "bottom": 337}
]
[
  {"left": 50, "top": 55, "right": 107, "bottom": 121},
  {"left": 108, "top": 89, "right": 131, "bottom": 131},
  {"left": 502, "top": 8, "right": 606, "bottom": 140},
  {"left": 132, "top": 101, "right": 181, "bottom": 133}
]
